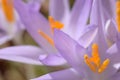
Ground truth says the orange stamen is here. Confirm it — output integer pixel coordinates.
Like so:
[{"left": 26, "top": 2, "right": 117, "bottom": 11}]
[
  {"left": 84, "top": 55, "right": 97, "bottom": 72},
  {"left": 116, "top": 1, "right": 120, "bottom": 32},
  {"left": 38, "top": 30, "right": 54, "bottom": 46},
  {"left": 84, "top": 43, "right": 110, "bottom": 73},
  {"left": 48, "top": 16, "right": 64, "bottom": 33},
  {"left": 1, "top": 0, "right": 14, "bottom": 22}
]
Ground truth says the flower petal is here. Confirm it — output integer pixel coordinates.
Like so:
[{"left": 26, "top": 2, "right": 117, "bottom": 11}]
[
  {"left": 69, "top": 0, "right": 93, "bottom": 39},
  {"left": 14, "top": 0, "right": 54, "bottom": 52},
  {"left": 54, "top": 30, "right": 85, "bottom": 68},
  {"left": 0, "top": 46, "right": 44, "bottom": 65},
  {"left": 28, "top": 0, "right": 41, "bottom": 12},
  {"left": 90, "top": 0, "right": 108, "bottom": 57},
  {"left": 101, "top": 0, "right": 116, "bottom": 19},
  {"left": 105, "top": 20, "right": 119, "bottom": 43},
  {"left": 107, "top": 42, "right": 120, "bottom": 64},
  {"left": 78, "top": 24, "right": 98, "bottom": 48},
  {"left": 49, "top": 0, "right": 70, "bottom": 21},
  {"left": 31, "top": 68, "right": 81, "bottom": 80},
  {"left": 39, "top": 53, "right": 67, "bottom": 66}
]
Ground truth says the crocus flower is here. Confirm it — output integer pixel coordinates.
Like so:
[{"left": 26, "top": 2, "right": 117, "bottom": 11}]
[
  {"left": 0, "top": 0, "right": 25, "bottom": 45},
  {"left": 0, "top": 0, "right": 94, "bottom": 65},
  {"left": 31, "top": 28, "right": 120, "bottom": 80}
]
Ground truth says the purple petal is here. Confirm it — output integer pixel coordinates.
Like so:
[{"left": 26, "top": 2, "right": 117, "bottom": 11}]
[
  {"left": 14, "top": 0, "right": 54, "bottom": 52},
  {"left": 27, "top": 0, "right": 41, "bottom": 12},
  {"left": 31, "top": 68, "right": 81, "bottom": 80},
  {"left": 49, "top": 0, "right": 70, "bottom": 21},
  {"left": 90, "top": 0, "right": 102, "bottom": 25},
  {"left": 78, "top": 24, "right": 98, "bottom": 48},
  {"left": 54, "top": 30, "right": 85, "bottom": 68},
  {"left": 0, "top": 46, "right": 44, "bottom": 65},
  {"left": 105, "top": 42, "right": 120, "bottom": 77},
  {"left": 105, "top": 20, "right": 119, "bottom": 43},
  {"left": 107, "top": 42, "right": 120, "bottom": 64},
  {"left": 69, "top": 0, "right": 93, "bottom": 38},
  {"left": 39, "top": 53, "right": 67, "bottom": 66},
  {"left": 101, "top": 0, "right": 116, "bottom": 19},
  {"left": 90, "top": 0, "right": 108, "bottom": 57}
]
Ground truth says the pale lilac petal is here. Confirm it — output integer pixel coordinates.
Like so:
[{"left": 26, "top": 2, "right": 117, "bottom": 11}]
[
  {"left": 107, "top": 42, "right": 120, "bottom": 64},
  {"left": 78, "top": 24, "right": 98, "bottom": 48},
  {"left": 105, "top": 20, "right": 119, "bottom": 43},
  {"left": 14, "top": 0, "right": 54, "bottom": 52},
  {"left": 105, "top": 42, "right": 120, "bottom": 77},
  {"left": 69, "top": 0, "right": 93, "bottom": 38},
  {"left": 90, "top": 0, "right": 108, "bottom": 57},
  {"left": 0, "top": 46, "right": 44, "bottom": 65},
  {"left": 101, "top": 0, "right": 116, "bottom": 19},
  {"left": 39, "top": 54, "right": 67, "bottom": 66},
  {"left": 49, "top": 0, "right": 70, "bottom": 21},
  {"left": 54, "top": 30, "right": 85, "bottom": 68},
  {"left": 28, "top": 0, "right": 41, "bottom": 12},
  {"left": 90, "top": 0, "right": 103, "bottom": 26},
  {"left": 113, "top": 63, "right": 120, "bottom": 70},
  {"left": 97, "top": 0, "right": 116, "bottom": 27},
  {"left": 31, "top": 68, "right": 81, "bottom": 80}
]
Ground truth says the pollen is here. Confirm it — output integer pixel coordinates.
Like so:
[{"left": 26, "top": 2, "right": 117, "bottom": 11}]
[
  {"left": 84, "top": 43, "right": 110, "bottom": 73},
  {"left": 98, "top": 59, "right": 110, "bottom": 73},
  {"left": 1, "top": 0, "right": 14, "bottom": 22},
  {"left": 116, "top": 0, "right": 120, "bottom": 32},
  {"left": 48, "top": 16, "right": 64, "bottom": 33},
  {"left": 84, "top": 55, "right": 97, "bottom": 72},
  {"left": 38, "top": 30, "right": 54, "bottom": 46}
]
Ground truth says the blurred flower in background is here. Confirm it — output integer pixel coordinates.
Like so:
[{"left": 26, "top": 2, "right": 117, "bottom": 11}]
[{"left": 0, "top": 0, "right": 25, "bottom": 45}]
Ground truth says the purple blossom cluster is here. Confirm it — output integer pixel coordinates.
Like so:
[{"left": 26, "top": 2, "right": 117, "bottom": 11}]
[{"left": 0, "top": 0, "right": 120, "bottom": 80}]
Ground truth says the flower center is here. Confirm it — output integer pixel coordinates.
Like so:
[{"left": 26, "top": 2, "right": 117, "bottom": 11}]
[
  {"left": 1, "top": 0, "right": 14, "bottom": 22},
  {"left": 38, "top": 16, "right": 64, "bottom": 46},
  {"left": 84, "top": 43, "right": 110, "bottom": 73},
  {"left": 116, "top": 0, "right": 120, "bottom": 32}
]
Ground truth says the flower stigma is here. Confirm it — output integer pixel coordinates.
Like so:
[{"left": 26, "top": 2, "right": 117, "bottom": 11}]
[
  {"left": 38, "top": 16, "right": 64, "bottom": 46},
  {"left": 116, "top": 0, "right": 120, "bottom": 32},
  {"left": 84, "top": 43, "right": 110, "bottom": 73},
  {"left": 1, "top": 0, "right": 14, "bottom": 22}
]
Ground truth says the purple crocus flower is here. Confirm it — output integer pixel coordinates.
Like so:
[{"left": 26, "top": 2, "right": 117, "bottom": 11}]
[
  {"left": 0, "top": 0, "right": 25, "bottom": 44},
  {"left": 31, "top": 28, "right": 120, "bottom": 80},
  {"left": 0, "top": 0, "right": 94, "bottom": 65}
]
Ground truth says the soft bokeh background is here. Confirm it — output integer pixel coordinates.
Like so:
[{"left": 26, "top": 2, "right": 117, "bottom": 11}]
[{"left": 0, "top": 0, "right": 74, "bottom": 80}]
